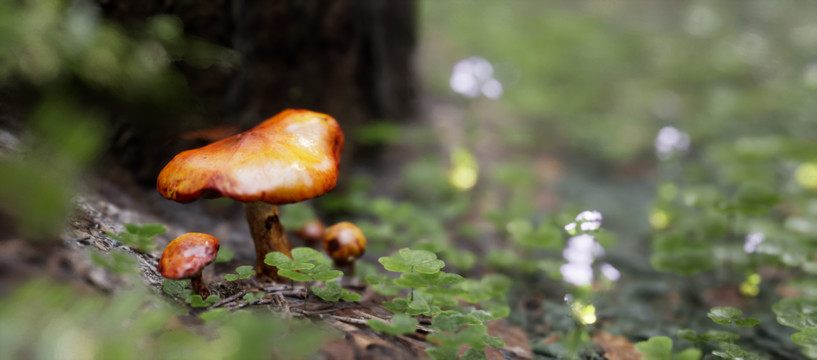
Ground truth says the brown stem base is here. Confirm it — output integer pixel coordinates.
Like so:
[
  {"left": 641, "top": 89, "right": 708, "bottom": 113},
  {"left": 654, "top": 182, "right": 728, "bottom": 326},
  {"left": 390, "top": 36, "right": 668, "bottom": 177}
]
[
  {"left": 190, "top": 271, "right": 210, "bottom": 298},
  {"left": 245, "top": 202, "right": 293, "bottom": 283}
]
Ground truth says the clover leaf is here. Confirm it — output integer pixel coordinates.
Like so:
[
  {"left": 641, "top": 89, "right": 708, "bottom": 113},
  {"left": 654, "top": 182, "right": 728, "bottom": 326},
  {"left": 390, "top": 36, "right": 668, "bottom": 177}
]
[
  {"left": 265, "top": 248, "right": 343, "bottom": 283},
  {"left": 708, "top": 307, "right": 743, "bottom": 325},
  {"left": 635, "top": 336, "right": 673, "bottom": 360},
  {"left": 309, "top": 281, "right": 360, "bottom": 302},
  {"left": 367, "top": 313, "right": 418, "bottom": 335},
  {"left": 712, "top": 342, "right": 762, "bottom": 360},
  {"left": 242, "top": 292, "right": 264, "bottom": 303},
  {"left": 107, "top": 223, "right": 166, "bottom": 252},
  {"left": 162, "top": 279, "right": 192, "bottom": 299},
  {"left": 224, "top": 265, "right": 254, "bottom": 281},
  {"left": 773, "top": 297, "right": 817, "bottom": 331},
  {"left": 707, "top": 306, "right": 760, "bottom": 327},
  {"left": 379, "top": 248, "right": 445, "bottom": 274},
  {"left": 187, "top": 294, "right": 220, "bottom": 308}
]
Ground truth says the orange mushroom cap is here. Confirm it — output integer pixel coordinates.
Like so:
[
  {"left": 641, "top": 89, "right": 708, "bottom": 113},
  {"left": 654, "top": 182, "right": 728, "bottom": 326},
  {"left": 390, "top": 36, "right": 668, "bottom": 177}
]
[
  {"left": 158, "top": 233, "right": 220, "bottom": 279},
  {"left": 323, "top": 222, "right": 366, "bottom": 263},
  {"left": 156, "top": 109, "right": 344, "bottom": 204}
]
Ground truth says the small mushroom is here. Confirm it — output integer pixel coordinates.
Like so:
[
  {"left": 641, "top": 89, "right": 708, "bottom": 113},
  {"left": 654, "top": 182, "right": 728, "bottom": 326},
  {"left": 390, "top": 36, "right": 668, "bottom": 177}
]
[
  {"left": 158, "top": 233, "right": 220, "bottom": 298},
  {"left": 156, "top": 109, "right": 344, "bottom": 282},
  {"left": 294, "top": 219, "right": 326, "bottom": 248},
  {"left": 323, "top": 222, "right": 366, "bottom": 276}
]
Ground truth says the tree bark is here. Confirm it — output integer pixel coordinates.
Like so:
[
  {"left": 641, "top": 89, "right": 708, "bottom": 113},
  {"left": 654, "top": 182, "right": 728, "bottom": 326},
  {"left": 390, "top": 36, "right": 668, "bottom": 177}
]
[{"left": 96, "top": 0, "right": 418, "bottom": 184}]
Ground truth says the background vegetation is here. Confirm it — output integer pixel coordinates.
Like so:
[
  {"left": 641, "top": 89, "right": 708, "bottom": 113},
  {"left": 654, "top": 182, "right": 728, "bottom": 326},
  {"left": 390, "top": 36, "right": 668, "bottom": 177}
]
[{"left": 2, "top": 0, "right": 817, "bottom": 359}]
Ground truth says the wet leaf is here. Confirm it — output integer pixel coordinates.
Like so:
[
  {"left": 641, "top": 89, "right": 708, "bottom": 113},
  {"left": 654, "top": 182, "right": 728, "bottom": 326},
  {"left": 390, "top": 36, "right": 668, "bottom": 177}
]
[
  {"left": 708, "top": 306, "right": 742, "bottom": 325},
  {"left": 367, "top": 313, "right": 418, "bottom": 335}
]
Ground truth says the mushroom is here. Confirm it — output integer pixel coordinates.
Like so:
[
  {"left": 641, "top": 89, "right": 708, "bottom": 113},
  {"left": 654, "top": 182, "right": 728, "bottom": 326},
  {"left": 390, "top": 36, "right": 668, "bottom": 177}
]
[
  {"left": 294, "top": 219, "right": 326, "bottom": 248},
  {"left": 156, "top": 109, "right": 344, "bottom": 282},
  {"left": 323, "top": 222, "right": 366, "bottom": 276},
  {"left": 158, "top": 232, "right": 220, "bottom": 298}
]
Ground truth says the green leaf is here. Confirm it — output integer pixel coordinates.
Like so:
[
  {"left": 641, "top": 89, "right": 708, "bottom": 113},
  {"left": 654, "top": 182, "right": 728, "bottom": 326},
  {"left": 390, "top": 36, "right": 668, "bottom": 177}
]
[
  {"left": 242, "top": 292, "right": 264, "bottom": 303},
  {"left": 712, "top": 342, "right": 762, "bottom": 360},
  {"left": 635, "top": 336, "right": 672, "bottom": 360},
  {"left": 674, "top": 348, "right": 702, "bottom": 360},
  {"left": 291, "top": 247, "right": 327, "bottom": 263},
  {"left": 264, "top": 252, "right": 293, "bottom": 267},
  {"left": 467, "top": 310, "right": 494, "bottom": 323},
  {"left": 406, "top": 294, "right": 431, "bottom": 315},
  {"left": 364, "top": 273, "right": 402, "bottom": 296},
  {"left": 162, "top": 279, "right": 192, "bottom": 298},
  {"left": 698, "top": 330, "right": 740, "bottom": 342},
  {"left": 482, "top": 301, "right": 510, "bottom": 319},
  {"left": 483, "top": 334, "right": 505, "bottom": 348},
  {"left": 236, "top": 265, "right": 254, "bottom": 278},
  {"left": 432, "top": 272, "right": 465, "bottom": 287},
  {"left": 367, "top": 313, "right": 418, "bottom": 335},
  {"left": 432, "top": 312, "right": 471, "bottom": 333},
  {"left": 187, "top": 294, "right": 219, "bottom": 308},
  {"left": 734, "top": 317, "right": 760, "bottom": 327},
  {"left": 379, "top": 256, "right": 411, "bottom": 273},
  {"left": 460, "top": 348, "right": 487, "bottom": 360},
  {"left": 426, "top": 346, "right": 458, "bottom": 360},
  {"left": 395, "top": 272, "right": 434, "bottom": 288},
  {"left": 311, "top": 269, "right": 344, "bottom": 282},
  {"left": 311, "top": 282, "right": 342, "bottom": 302},
  {"left": 214, "top": 247, "right": 235, "bottom": 263},
  {"left": 792, "top": 327, "right": 817, "bottom": 346},
  {"left": 708, "top": 306, "right": 742, "bottom": 325},
  {"left": 341, "top": 289, "right": 361, "bottom": 302},
  {"left": 383, "top": 298, "right": 409, "bottom": 313},
  {"left": 380, "top": 248, "right": 445, "bottom": 274},
  {"left": 413, "top": 259, "right": 446, "bottom": 274},
  {"left": 677, "top": 329, "right": 699, "bottom": 342},
  {"left": 773, "top": 297, "right": 817, "bottom": 331},
  {"left": 278, "top": 270, "right": 313, "bottom": 282},
  {"left": 133, "top": 223, "right": 167, "bottom": 238},
  {"left": 225, "top": 265, "right": 254, "bottom": 281},
  {"left": 199, "top": 308, "right": 229, "bottom": 322}
]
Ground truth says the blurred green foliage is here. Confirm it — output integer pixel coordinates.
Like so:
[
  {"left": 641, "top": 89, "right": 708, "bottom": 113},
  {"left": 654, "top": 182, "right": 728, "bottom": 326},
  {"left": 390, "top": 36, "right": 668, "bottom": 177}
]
[
  {"left": 0, "top": 278, "right": 330, "bottom": 360},
  {"left": 107, "top": 223, "right": 167, "bottom": 252}
]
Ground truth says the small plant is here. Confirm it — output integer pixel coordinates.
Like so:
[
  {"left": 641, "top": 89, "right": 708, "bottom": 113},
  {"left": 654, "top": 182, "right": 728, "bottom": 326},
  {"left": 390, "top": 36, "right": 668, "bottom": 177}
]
[
  {"left": 214, "top": 247, "right": 235, "bottom": 263},
  {"left": 107, "top": 223, "right": 166, "bottom": 252},
  {"left": 224, "top": 265, "right": 255, "bottom": 281},
  {"left": 773, "top": 297, "right": 817, "bottom": 357},
  {"left": 366, "top": 313, "right": 419, "bottom": 335},
  {"left": 163, "top": 278, "right": 193, "bottom": 299},
  {"left": 425, "top": 310, "right": 505, "bottom": 360},
  {"left": 310, "top": 281, "right": 361, "bottom": 302},
  {"left": 369, "top": 248, "right": 510, "bottom": 358},
  {"left": 635, "top": 336, "right": 701, "bottom": 360},
  {"left": 669, "top": 306, "right": 762, "bottom": 359},
  {"left": 707, "top": 306, "right": 761, "bottom": 327},
  {"left": 187, "top": 294, "right": 220, "bottom": 307},
  {"left": 162, "top": 278, "right": 220, "bottom": 307},
  {"left": 243, "top": 292, "right": 265, "bottom": 303},
  {"left": 88, "top": 248, "right": 137, "bottom": 274},
  {"left": 378, "top": 248, "right": 461, "bottom": 316},
  {"left": 265, "top": 247, "right": 360, "bottom": 302}
]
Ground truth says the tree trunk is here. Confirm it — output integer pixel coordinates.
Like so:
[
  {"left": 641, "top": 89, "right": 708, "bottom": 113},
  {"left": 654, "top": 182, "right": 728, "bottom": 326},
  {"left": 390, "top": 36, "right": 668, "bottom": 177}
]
[{"left": 97, "top": 0, "right": 418, "bottom": 184}]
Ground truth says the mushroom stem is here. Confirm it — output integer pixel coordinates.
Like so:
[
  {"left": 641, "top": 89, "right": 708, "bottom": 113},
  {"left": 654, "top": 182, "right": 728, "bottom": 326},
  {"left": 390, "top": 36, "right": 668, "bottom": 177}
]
[
  {"left": 333, "top": 259, "right": 356, "bottom": 278},
  {"left": 244, "top": 201, "right": 293, "bottom": 282},
  {"left": 190, "top": 270, "right": 210, "bottom": 298}
]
